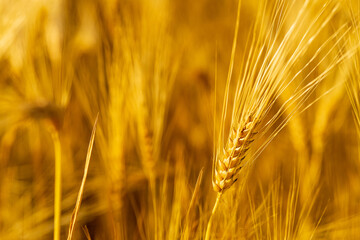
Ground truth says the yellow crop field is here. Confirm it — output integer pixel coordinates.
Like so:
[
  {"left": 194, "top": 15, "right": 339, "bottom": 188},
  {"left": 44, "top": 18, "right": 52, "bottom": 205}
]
[{"left": 1, "top": 0, "right": 360, "bottom": 239}]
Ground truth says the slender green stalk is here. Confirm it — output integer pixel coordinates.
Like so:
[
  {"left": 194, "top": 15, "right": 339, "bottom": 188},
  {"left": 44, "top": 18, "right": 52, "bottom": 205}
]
[{"left": 205, "top": 192, "right": 222, "bottom": 240}]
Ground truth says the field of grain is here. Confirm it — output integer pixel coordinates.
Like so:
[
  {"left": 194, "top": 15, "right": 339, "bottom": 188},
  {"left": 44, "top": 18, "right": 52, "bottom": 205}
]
[{"left": 1, "top": 0, "right": 360, "bottom": 239}]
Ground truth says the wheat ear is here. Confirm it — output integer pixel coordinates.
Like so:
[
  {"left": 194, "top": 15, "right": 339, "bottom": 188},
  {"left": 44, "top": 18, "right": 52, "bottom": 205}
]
[
  {"left": 205, "top": 115, "right": 258, "bottom": 240},
  {"left": 213, "top": 115, "right": 259, "bottom": 192}
]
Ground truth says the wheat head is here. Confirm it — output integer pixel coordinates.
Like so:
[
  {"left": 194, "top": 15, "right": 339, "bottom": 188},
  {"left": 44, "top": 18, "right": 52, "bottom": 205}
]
[{"left": 213, "top": 114, "right": 259, "bottom": 192}]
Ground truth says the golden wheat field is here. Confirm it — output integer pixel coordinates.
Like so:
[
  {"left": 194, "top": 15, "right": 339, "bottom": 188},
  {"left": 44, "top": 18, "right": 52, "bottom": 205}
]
[{"left": 2, "top": 0, "right": 360, "bottom": 239}]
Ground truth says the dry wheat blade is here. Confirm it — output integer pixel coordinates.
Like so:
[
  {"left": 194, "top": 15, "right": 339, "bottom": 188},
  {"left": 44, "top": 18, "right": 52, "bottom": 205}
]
[{"left": 67, "top": 113, "right": 98, "bottom": 240}]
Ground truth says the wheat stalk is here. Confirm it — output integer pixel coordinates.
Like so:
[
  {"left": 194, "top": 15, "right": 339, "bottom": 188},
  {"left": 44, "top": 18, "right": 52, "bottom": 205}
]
[{"left": 49, "top": 126, "right": 62, "bottom": 240}]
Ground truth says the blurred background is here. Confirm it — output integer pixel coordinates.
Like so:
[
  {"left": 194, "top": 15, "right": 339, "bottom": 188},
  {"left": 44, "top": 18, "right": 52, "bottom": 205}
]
[{"left": 0, "top": 0, "right": 360, "bottom": 239}]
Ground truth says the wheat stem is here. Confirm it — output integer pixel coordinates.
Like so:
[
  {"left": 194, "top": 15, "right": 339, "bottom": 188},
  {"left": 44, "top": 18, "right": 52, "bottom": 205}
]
[
  {"left": 205, "top": 192, "right": 222, "bottom": 240},
  {"left": 50, "top": 128, "right": 62, "bottom": 240},
  {"left": 148, "top": 175, "right": 159, "bottom": 240}
]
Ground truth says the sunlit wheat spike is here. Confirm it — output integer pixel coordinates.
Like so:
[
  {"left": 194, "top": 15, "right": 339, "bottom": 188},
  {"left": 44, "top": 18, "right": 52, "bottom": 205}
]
[
  {"left": 213, "top": 114, "right": 259, "bottom": 192},
  {"left": 211, "top": 0, "right": 350, "bottom": 193},
  {"left": 206, "top": 0, "right": 352, "bottom": 239},
  {"left": 139, "top": 122, "right": 156, "bottom": 172}
]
